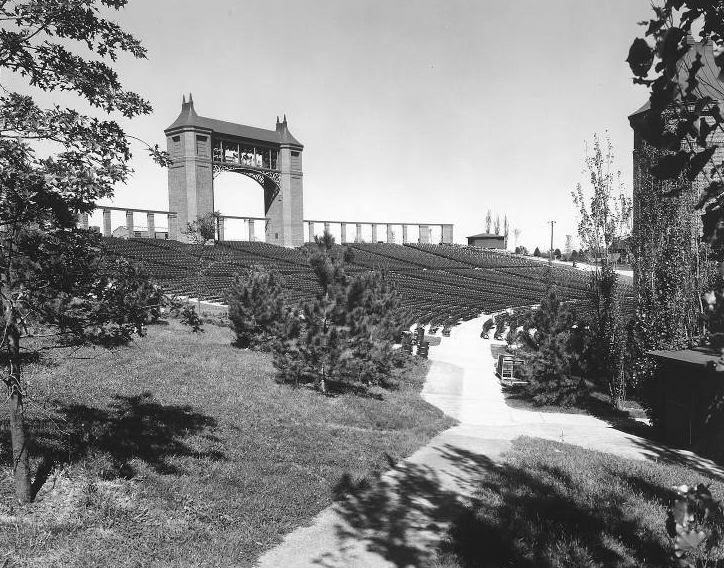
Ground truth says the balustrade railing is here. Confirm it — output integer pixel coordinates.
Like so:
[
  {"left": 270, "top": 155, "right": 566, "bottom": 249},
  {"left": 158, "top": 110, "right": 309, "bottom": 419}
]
[{"left": 304, "top": 220, "right": 454, "bottom": 245}]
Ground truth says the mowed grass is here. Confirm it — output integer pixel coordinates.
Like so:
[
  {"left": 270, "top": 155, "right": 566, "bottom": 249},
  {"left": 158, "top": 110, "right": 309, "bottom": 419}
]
[
  {"left": 1, "top": 321, "right": 455, "bottom": 568},
  {"left": 430, "top": 436, "right": 724, "bottom": 568}
]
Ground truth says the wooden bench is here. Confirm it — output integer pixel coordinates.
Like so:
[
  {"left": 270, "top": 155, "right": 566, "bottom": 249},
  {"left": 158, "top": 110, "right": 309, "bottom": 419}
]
[{"left": 496, "top": 354, "right": 524, "bottom": 382}]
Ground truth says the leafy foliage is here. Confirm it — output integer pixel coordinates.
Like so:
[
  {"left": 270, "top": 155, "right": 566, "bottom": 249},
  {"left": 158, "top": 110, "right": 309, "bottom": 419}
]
[
  {"left": 585, "top": 264, "right": 628, "bottom": 406},
  {"left": 572, "top": 134, "right": 632, "bottom": 262},
  {"left": 227, "top": 265, "right": 287, "bottom": 350},
  {"left": 630, "top": 141, "right": 717, "bottom": 424},
  {"left": 481, "top": 318, "right": 494, "bottom": 339},
  {"left": 571, "top": 136, "right": 632, "bottom": 407},
  {"left": 0, "top": 0, "right": 173, "bottom": 504},
  {"left": 666, "top": 483, "right": 724, "bottom": 567},
  {"left": 627, "top": 4, "right": 724, "bottom": 248},
  {"left": 182, "top": 211, "right": 219, "bottom": 245}
]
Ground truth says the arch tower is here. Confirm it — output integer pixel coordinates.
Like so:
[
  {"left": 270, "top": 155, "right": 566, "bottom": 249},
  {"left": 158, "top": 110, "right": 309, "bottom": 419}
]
[{"left": 164, "top": 95, "right": 304, "bottom": 247}]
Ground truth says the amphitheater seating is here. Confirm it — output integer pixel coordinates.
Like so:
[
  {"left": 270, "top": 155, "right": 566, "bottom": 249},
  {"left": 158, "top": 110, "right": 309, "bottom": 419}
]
[{"left": 101, "top": 238, "right": 635, "bottom": 327}]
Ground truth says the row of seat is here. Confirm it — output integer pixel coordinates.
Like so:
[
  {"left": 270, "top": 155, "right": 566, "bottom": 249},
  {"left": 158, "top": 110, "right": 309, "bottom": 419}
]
[{"left": 101, "top": 238, "right": 634, "bottom": 327}]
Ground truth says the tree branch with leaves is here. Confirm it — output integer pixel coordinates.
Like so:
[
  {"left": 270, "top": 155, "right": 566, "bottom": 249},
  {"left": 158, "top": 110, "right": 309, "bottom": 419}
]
[{"left": 0, "top": 0, "right": 174, "bottom": 504}]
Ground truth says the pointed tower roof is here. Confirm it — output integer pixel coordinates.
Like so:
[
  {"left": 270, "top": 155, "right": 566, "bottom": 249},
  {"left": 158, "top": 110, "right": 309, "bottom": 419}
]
[
  {"left": 275, "top": 113, "right": 302, "bottom": 146},
  {"left": 164, "top": 97, "right": 303, "bottom": 148},
  {"left": 629, "top": 39, "right": 724, "bottom": 119}
]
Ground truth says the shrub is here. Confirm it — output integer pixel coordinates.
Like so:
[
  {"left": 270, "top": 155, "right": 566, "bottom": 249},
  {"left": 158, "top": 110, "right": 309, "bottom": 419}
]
[
  {"left": 517, "top": 286, "right": 589, "bottom": 406},
  {"left": 481, "top": 318, "right": 495, "bottom": 339},
  {"left": 273, "top": 231, "right": 404, "bottom": 394},
  {"left": 227, "top": 265, "right": 287, "bottom": 350},
  {"left": 534, "top": 247, "right": 541, "bottom": 257},
  {"left": 493, "top": 312, "right": 509, "bottom": 340},
  {"left": 666, "top": 483, "right": 724, "bottom": 567}
]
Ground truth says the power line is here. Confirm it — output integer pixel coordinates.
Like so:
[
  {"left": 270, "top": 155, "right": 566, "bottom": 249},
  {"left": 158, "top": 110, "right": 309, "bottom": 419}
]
[{"left": 548, "top": 220, "right": 556, "bottom": 263}]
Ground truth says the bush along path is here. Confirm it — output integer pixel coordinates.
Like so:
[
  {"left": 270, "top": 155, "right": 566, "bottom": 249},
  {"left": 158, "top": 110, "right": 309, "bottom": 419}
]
[{"left": 255, "top": 315, "right": 724, "bottom": 568}]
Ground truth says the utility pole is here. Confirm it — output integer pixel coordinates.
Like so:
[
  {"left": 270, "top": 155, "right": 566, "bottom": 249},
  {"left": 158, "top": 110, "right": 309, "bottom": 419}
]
[{"left": 548, "top": 220, "right": 556, "bottom": 263}]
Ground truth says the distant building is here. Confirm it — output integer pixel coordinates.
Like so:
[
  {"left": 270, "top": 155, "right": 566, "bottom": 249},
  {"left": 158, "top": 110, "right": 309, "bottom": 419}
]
[
  {"left": 111, "top": 226, "right": 168, "bottom": 239},
  {"left": 467, "top": 233, "right": 505, "bottom": 249}
]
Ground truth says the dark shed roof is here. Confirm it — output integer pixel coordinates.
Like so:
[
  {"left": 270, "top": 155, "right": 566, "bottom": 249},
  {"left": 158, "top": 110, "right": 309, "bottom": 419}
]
[
  {"left": 468, "top": 233, "right": 504, "bottom": 239},
  {"left": 648, "top": 348, "right": 722, "bottom": 369}
]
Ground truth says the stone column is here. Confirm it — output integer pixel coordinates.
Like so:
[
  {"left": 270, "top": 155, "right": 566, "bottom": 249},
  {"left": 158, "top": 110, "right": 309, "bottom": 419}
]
[
  {"left": 147, "top": 212, "right": 155, "bottom": 239},
  {"left": 419, "top": 224, "right": 430, "bottom": 244},
  {"left": 217, "top": 216, "right": 225, "bottom": 241},
  {"left": 442, "top": 224, "right": 454, "bottom": 244},
  {"left": 355, "top": 223, "right": 362, "bottom": 243},
  {"left": 386, "top": 224, "right": 394, "bottom": 244},
  {"left": 80, "top": 213, "right": 89, "bottom": 230},
  {"left": 168, "top": 212, "right": 179, "bottom": 241},
  {"left": 371, "top": 224, "right": 377, "bottom": 243},
  {"left": 324, "top": 222, "right": 330, "bottom": 235},
  {"left": 125, "top": 210, "right": 134, "bottom": 238},
  {"left": 102, "top": 209, "right": 111, "bottom": 237},
  {"left": 402, "top": 224, "right": 408, "bottom": 244},
  {"left": 248, "top": 219, "right": 255, "bottom": 241},
  {"left": 340, "top": 223, "right": 347, "bottom": 243},
  {"left": 308, "top": 221, "right": 314, "bottom": 242}
]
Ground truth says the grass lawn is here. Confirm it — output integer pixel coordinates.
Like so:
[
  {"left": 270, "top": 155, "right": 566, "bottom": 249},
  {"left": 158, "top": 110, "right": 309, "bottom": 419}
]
[
  {"left": 430, "top": 436, "right": 724, "bottom": 568},
  {"left": 1, "top": 321, "right": 454, "bottom": 568}
]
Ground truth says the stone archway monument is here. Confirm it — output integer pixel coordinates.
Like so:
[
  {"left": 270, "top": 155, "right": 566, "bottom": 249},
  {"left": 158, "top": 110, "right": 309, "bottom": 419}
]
[{"left": 164, "top": 95, "right": 304, "bottom": 247}]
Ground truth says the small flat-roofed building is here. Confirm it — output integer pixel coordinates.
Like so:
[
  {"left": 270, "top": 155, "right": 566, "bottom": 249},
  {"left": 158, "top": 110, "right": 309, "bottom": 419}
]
[
  {"left": 467, "top": 233, "right": 505, "bottom": 249},
  {"left": 648, "top": 347, "right": 724, "bottom": 455}
]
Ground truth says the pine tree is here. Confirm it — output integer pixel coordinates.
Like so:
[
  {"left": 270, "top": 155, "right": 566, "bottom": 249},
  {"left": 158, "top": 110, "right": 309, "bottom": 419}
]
[
  {"left": 518, "top": 286, "right": 588, "bottom": 406},
  {"left": 273, "top": 231, "right": 402, "bottom": 393},
  {"left": 227, "top": 266, "right": 287, "bottom": 350}
]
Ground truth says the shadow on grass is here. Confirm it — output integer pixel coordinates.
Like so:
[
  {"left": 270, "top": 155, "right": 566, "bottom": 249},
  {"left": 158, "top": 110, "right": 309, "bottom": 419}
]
[
  {"left": 440, "top": 460, "right": 671, "bottom": 567},
  {"left": 626, "top": 436, "right": 724, "bottom": 482},
  {"left": 503, "top": 381, "right": 651, "bottom": 430},
  {"left": 317, "top": 447, "right": 483, "bottom": 568},
  {"left": 501, "top": 382, "right": 724, "bottom": 480},
  {"left": 320, "top": 443, "right": 674, "bottom": 568},
  {"left": 1, "top": 391, "right": 223, "bottom": 498}
]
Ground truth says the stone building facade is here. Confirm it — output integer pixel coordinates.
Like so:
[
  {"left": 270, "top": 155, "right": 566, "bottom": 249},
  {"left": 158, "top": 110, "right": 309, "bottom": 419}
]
[{"left": 629, "top": 39, "right": 724, "bottom": 346}]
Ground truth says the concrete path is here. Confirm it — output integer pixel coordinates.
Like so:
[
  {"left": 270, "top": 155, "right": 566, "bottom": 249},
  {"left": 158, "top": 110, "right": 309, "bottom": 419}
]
[{"left": 255, "top": 315, "right": 724, "bottom": 568}]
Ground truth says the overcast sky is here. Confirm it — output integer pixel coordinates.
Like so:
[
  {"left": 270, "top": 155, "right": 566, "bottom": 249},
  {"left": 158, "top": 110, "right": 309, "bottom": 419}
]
[{"left": 70, "top": 0, "right": 653, "bottom": 249}]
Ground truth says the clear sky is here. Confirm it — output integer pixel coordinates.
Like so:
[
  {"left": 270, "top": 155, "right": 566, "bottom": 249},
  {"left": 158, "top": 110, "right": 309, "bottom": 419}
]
[{"left": 69, "top": 0, "right": 653, "bottom": 249}]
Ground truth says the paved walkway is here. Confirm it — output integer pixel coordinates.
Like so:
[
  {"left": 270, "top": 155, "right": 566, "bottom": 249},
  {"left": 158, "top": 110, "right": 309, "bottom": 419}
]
[{"left": 255, "top": 315, "right": 724, "bottom": 568}]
